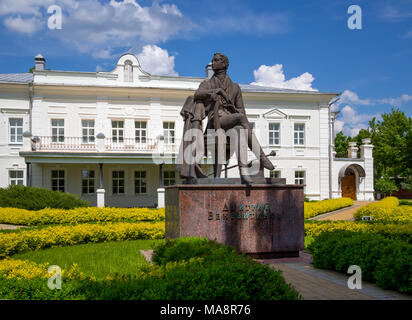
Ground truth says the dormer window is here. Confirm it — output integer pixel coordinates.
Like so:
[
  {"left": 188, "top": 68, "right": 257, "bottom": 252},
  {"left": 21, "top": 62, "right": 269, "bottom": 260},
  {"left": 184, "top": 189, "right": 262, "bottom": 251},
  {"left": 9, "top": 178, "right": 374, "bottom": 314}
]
[{"left": 124, "top": 60, "right": 133, "bottom": 82}]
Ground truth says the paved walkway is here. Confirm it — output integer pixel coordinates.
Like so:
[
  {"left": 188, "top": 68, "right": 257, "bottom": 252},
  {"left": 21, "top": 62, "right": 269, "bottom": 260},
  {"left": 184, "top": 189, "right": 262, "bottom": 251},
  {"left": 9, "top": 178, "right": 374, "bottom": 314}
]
[
  {"left": 309, "top": 201, "right": 373, "bottom": 221},
  {"left": 0, "top": 224, "right": 26, "bottom": 230},
  {"left": 258, "top": 252, "right": 411, "bottom": 300}
]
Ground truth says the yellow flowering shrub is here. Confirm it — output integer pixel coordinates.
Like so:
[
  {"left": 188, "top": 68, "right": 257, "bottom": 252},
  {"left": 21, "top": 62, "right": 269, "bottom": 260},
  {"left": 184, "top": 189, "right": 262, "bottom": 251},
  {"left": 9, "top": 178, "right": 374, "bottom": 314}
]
[
  {"left": 0, "top": 222, "right": 165, "bottom": 258},
  {"left": 304, "top": 198, "right": 353, "bottom": 219},
  {"left": 353, "top": 197, "right": 412, "bottom": 223},
  {"left": 0, "top": 259, "right": 91, "bottom": 281},
  {"left": 305, "top": 220, "right": 412, "bottom": 241},
  {"left": 0, "top": 258, "right": 49, "bottom": 280},
  {"left": 0, "top": 207, "right": 165, "bottom": 226}
]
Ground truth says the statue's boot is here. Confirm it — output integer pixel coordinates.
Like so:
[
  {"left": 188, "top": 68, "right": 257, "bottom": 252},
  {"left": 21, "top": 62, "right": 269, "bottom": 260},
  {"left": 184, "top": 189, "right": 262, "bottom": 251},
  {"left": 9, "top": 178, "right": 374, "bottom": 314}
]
[
  {"left": 247, "top": 131, "right": 275, "bottom": 171},
  {"left": 259, "top": 150, "right": 275, "bottom": 171},
  {"left": 239, "top": 166, "right": 253, "bottom": 186},
  {"left": 195, "top": 164, "right": 208, "bottom": 178}
]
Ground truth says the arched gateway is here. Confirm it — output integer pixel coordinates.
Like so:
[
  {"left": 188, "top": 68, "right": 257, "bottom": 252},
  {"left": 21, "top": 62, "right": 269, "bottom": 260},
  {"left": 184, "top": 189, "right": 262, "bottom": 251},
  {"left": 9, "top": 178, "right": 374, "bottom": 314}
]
[{"left": 339, "top": 163, "right": 366, "bottom": 200}]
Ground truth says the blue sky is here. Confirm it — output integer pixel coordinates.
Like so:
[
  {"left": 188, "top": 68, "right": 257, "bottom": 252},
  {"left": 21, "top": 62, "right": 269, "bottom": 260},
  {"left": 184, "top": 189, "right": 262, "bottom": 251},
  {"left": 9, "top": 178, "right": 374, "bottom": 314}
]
[{"left": 0, "top": 0, "right": 411, "bottom": 136}]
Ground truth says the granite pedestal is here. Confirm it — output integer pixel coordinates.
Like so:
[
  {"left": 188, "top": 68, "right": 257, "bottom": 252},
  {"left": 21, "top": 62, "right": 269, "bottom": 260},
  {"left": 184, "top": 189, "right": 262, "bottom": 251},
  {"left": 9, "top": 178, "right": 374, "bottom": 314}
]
[{"left": 165, "top": 182, "right": 305, "bottom": 258}]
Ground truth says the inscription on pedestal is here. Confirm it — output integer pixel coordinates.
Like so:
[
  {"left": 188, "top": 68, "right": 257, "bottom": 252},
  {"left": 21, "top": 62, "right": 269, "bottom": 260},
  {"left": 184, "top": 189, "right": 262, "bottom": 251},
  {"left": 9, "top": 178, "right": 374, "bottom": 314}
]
[{"left": 165, "top": 184, "right": 304, "bottom": 255}]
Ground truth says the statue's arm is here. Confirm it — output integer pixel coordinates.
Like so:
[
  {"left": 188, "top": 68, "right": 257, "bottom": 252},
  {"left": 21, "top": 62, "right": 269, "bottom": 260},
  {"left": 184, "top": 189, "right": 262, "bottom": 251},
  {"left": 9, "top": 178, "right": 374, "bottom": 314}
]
[
  {"left": 194, "top": 81, "right": 228, "bottom": 102},
  {"left": 234, "top": 85, "right": 247, "bottom": 115}
]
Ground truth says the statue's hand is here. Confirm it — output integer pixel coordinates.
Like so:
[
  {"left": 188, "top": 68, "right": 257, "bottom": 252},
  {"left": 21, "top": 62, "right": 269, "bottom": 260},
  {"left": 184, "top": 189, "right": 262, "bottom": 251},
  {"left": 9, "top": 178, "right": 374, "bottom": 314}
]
[{"left": 215, "top": 88, "right": 229, "bottom": 102}]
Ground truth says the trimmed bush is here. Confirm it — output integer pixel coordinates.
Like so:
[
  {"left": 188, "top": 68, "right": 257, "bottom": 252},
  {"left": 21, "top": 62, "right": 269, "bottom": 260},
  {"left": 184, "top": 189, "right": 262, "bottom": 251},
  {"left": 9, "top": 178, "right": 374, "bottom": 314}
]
[
  {"left": 305, "top": 220, "right": 412, "bottom": 243},
  {"left": 308, "top": 230, "right": 412, "bottom": 294},
  {"left": 0, "top": 185, "right": 89, "bottom": 210},
  {"left": 0, "top": 222, "right": 165, "bottom": 258},
  {"left": 354, "top": 197, "right": 412, "bottom": 223},
  {"left": 0, "top": 238, "right": 301, "bottom": 300},
  {"left": 0, "top": 207, "right": 165, "bottom": 226},
  {"left": 304, "top": 197, "right": 353, "bottom": 219}
]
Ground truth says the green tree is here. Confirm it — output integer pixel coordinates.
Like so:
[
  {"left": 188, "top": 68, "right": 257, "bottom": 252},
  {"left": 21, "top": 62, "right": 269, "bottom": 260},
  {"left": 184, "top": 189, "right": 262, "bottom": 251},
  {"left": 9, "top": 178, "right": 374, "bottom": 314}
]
[
  {"left": 374, "top": 175, "right": 398, "bottom": 197},
  {"left": 370, "top": 108, "right": 412, "bottom": 180},
  {"left": 334, "top": 131, "right": 352, "bottom": 158}
]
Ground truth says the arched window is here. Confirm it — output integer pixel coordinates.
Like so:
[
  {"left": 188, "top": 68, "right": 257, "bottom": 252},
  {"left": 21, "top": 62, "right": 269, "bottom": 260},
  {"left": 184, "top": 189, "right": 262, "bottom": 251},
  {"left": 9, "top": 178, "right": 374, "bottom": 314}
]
[{"left": 124, "top": 60, "right": 133, "bottom": 82}]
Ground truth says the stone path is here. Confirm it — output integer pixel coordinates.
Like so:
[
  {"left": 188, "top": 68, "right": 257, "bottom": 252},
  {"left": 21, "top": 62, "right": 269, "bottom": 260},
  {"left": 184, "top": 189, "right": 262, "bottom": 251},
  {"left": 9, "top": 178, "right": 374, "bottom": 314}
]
[
  {"left": 0, "top": 224, "right": 26, "bottom": 230},
  {"left": 258, "top": 252, "right": 412, "bottom": 300},
  {"left": 309, "top": 201, "right": 373, "bottom": 221}
]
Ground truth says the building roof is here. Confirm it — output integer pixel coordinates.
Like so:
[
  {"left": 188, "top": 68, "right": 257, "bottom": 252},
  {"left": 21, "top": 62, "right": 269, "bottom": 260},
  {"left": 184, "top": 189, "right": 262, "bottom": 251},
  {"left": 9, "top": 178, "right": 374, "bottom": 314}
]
[
  {"left": 0, "top": 73, "right": 33, "bottom": 84},
  {"left": 239, "top": 84, "right": 338, "bottom": 95}
]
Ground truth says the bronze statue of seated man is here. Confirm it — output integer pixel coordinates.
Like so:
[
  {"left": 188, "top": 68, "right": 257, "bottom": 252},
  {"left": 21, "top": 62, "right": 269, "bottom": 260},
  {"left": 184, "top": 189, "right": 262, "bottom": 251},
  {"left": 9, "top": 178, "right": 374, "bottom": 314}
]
[{"left": 178, "top": 52, "right": 274, "bottom": 185}]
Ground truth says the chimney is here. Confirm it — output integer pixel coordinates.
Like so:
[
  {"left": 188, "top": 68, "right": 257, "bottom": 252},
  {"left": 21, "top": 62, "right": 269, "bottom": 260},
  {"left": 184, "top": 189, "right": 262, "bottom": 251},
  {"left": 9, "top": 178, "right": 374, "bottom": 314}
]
[
  {"left": 34, "top": 54, "right": 46, "bottom": 71},
  {"left": 347, "top": 141, "right": 358, "bottom": 159},
  {"left": 205, "top": 62, "right": 213, "bottom": 79}
]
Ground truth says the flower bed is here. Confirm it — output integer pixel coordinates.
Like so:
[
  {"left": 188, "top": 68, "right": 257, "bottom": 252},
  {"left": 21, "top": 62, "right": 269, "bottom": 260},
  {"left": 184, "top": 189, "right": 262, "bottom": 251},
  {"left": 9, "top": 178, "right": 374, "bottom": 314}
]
[
  {"left": 0, "top": 222, "right": 165, "bottom": 258},
  {"left": 304, "top": 197, "right": 353, "bottom": 219},
  {"left": 0, "top": 207, "right": 165, "bottom": 226},
  {"left": 354, "top": 197, "right": 412, "bottom": 223},
  {"left": 0, "top": 237, "right": 301, "bottom": 300},
  {"left": 304, "top": 220, "right": 412, "bottom": 243}
]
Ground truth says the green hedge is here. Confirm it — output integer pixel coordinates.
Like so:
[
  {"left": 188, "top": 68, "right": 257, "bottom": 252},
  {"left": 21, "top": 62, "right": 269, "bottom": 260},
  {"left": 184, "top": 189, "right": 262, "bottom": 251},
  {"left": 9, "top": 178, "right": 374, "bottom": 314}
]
[
  {"left": 0, "top": 237, "right": 301, "bottom": 300},
  {"left": 0, "top": 185, "right": 89, "bottom": 210},
  {"left": 308, "top": 230, "right": 412, "bottom": 294}
]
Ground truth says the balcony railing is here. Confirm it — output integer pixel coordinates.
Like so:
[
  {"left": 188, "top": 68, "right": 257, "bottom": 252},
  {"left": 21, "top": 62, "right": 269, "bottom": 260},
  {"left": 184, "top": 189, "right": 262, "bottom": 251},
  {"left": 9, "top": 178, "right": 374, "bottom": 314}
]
[{"left": 31, "top": 136, "right": 179, "bottom": 153}]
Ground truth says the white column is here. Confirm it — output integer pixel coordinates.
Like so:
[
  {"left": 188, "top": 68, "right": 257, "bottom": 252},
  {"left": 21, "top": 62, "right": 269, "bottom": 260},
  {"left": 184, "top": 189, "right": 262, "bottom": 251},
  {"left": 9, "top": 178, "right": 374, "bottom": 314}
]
[
  {"left": 157, "top": 188, "right": 165, "bottom": 208},
  {"left": 96, "top": 133, "right": 105, "bottom": 152},
  {"left": 96, "top": 189, "right": 105, "bottom": 208},
  {"left": 319, "top": 104, "right": 330, "bottom": 200},
  {"left": 347, "top": 142, "right": 358, "bottom": 159},
  {"left": 360, "top": 138, "right": 374, "bottom": 200}
]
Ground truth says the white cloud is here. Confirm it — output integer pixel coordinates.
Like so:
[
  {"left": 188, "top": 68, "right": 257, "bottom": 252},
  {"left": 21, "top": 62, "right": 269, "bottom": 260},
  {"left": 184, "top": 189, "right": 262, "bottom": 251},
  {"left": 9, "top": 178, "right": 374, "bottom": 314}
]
[
  {"left": 334, "top": 105, "right": 378, "bottom": 137},
  {"left": 340, "top": 90, "right": 373, "bottom": 106},
  {"left": 0, "top": 0, "right": 192, "bottom": 57},
  {"left": 137, "top": 45, "right": 177, "bottom": 76},
  {"left": 378, "top": 94, "right": 412, "bottom": 106},
  {"left": 3, "top": 15, "right": 43, "bottom": 35},
  {"left": 250, "top": 64, "right": 317, "bottom": 91}
]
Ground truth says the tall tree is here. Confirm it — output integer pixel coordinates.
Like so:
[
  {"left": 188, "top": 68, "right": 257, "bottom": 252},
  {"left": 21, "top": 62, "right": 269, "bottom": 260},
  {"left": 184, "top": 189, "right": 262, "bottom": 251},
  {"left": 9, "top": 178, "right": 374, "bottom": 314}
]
[
  {"left": 334, "top": 131, "right": 352, "bottom": 158},
  {"left": 370, "top": 108, "right": 412, "bottom": 180}
]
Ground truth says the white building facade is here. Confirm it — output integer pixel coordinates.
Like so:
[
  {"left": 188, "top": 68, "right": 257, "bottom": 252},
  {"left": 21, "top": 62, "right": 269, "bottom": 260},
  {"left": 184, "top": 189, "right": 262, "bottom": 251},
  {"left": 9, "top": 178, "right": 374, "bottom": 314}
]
[{"left": 0, "top": 54, "right": 375, "bottom": 207}]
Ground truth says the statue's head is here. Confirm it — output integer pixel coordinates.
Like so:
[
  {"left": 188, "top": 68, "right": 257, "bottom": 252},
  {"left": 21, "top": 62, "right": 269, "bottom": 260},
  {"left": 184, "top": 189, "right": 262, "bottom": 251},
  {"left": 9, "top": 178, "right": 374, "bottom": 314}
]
[{"left": 212, "top": 53, "right": 229, "bottom": 72}]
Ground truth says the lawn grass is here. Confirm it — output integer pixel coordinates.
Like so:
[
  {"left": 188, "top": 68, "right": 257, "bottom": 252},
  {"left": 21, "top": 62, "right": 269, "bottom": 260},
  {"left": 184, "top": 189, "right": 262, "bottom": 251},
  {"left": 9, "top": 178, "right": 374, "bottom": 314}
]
[{"left": 13, "top": 239, "right": 164, "bottom": 279}]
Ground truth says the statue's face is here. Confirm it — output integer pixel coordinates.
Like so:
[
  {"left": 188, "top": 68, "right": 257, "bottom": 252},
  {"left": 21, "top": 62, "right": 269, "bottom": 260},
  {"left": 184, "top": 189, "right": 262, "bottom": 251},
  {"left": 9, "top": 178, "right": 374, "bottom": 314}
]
[{"left": 212, "top": 55, "right": 227, "bottom": 72}]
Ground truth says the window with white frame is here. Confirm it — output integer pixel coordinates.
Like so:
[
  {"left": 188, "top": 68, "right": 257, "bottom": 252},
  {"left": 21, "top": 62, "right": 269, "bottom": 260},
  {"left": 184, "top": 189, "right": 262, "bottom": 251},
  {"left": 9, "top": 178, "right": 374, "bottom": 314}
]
[
  {"left": 294, "top": 123, "right": 305, "bottom": 145},
  {"left": 112, "top": 170, "right": 125, "bottom": 194},
  {"left": 82, "top": 120, "right": 95, "bottom": 143},
  {"left": 164, "top": 171, "right": 176, "bottom": 186},
  {"left": 269, "top": 123, "right": 280, "bottom": 145},
  {"left": 51, "top": 170, "right": 65, "bottom": 192},
  {"left": 134, "top": 171, "right": 147, "bottom": 194},
  {"left": 294, "top": 170, "right": 305, "bottom": 185},
  {"left": 9, "top": 118, "right": 23, "bottom": 143},
  {"left": 124, "top": 60, "right": 133, "bottom": 82},
  {"left": 112, "top": 120, "right": 124, "bottom": 143},
  {"left": 51, "top": 119, "right": 65, "bottom": 143},
  {"left": 81, "top": 170, "right": 95, "bottom": 194},
  {"left": 9, "top": 170, "right": 23, "bottom": 185},
  {"left": 163, "top": 122, "right": 175, "bottom": 144},
  {"left": 135, "top": 121, "right": 147, "bottom": 143},
  {"left": 270, "top": 170, "right": 281, "bottom": 178}
]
